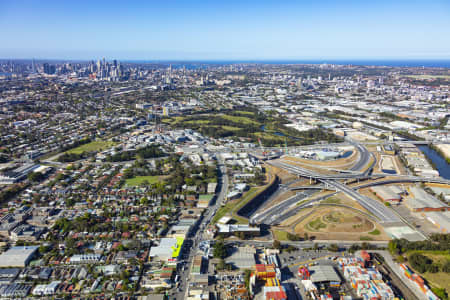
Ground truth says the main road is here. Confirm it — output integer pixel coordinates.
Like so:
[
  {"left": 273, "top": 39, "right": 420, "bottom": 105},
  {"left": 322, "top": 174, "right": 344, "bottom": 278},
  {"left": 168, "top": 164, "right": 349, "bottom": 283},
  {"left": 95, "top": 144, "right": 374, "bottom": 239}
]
[
  {"left": 266, "top": 161, "right": 401, "bottom": 224},
  {"left": 348, "top": 140, "right": 374, "bottom": 174},
  {"left": 176, "top": 156, "right": 228, "bottom": 300},
  {"left": 251, "top": 190, "right": 316, "bottom": 224}
]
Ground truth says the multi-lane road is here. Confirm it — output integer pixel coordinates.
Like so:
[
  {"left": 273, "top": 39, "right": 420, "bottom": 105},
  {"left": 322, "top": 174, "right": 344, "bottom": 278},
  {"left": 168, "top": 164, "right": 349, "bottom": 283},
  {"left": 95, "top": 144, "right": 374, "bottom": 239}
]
[
  {"left": 348, "top": 140, "right": 373, "bottom": 173},
  {"left": 175, "top": 157, "right": 228, "bottom": 300},
  {"left": 251, "top": 190, "right": 316, "bottom": 224}
]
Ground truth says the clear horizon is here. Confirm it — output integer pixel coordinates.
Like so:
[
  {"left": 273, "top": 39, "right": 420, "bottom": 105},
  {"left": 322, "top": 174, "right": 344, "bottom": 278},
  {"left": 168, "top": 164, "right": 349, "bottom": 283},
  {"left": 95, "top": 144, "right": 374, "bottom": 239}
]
[
  {"left": 1, "top": 0, "right": 450, "bottom": 60},
  {"left": 2, "top": 58, "right": 450, "bottom": 63}
]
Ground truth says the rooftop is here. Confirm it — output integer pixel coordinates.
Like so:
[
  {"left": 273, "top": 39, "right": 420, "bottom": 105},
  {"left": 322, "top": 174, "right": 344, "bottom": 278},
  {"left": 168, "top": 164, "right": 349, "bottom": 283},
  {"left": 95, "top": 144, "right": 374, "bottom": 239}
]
[
  {"left": 407, "top": 187, "right": 448, "bottom": 209},
  {"left": 308, "top": 265, "right": 341, "bottom": 284},
  {"left": 0, "top": 246, "right": 39, "bottom": 267}
]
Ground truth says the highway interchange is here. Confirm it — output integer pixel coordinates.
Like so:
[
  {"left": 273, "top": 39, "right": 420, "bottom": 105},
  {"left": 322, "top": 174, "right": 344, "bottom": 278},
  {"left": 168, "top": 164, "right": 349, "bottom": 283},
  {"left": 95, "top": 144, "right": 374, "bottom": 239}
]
[
  {"left": 251, "top": 141, "right": 449, "bottom": 226},
  {"left": 172, "top": 141, "right": 448, "bottom": 299}
]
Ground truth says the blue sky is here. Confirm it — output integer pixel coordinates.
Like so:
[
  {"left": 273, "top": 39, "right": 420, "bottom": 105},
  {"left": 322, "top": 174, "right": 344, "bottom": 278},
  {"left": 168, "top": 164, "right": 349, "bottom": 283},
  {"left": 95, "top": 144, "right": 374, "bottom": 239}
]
[{"left": 0, "top": 0, "right": 449, "bottom": 60}]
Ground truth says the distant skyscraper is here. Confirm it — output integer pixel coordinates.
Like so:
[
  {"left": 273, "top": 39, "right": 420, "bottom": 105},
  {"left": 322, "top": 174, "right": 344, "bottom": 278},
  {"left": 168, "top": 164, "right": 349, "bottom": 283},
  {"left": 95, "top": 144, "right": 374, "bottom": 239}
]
[
  {"left": 297, "top": 78, "right": 303, "bottom": 89},
  {"left": 43, "top": 63, "right": 49, "bottom": 74},
  {"left": 31, "top": 59, "right": 36, "bottom": 73},
  {"left": 43, "top": 63, "right": 55, "bottom": 74}
]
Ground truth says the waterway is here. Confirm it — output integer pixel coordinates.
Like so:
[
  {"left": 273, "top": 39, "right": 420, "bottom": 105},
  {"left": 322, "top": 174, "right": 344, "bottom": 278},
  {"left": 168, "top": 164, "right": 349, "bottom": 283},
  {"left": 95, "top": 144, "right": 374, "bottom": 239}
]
[
  {"left": 260, "top": 125, "right": 284, "bottom": 136},
  {"left": 260, "top": 125, "right": 302, "bottom": 140},
  {"left": 418, "top": 145, "right": 450, "bottom": 179}
]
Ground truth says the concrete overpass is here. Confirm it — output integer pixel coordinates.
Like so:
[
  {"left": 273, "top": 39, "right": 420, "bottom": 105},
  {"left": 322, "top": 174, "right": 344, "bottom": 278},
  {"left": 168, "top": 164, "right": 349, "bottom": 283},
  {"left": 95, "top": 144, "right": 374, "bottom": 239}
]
[
  {"left": 263, "top": 141, "right": 403, "bottom": 224},
  {"left": 250, "top": 140, "right": 448, "bottom": 227},
  {"left": 353, "top": 176, "right": 450, "bottom": 189}
]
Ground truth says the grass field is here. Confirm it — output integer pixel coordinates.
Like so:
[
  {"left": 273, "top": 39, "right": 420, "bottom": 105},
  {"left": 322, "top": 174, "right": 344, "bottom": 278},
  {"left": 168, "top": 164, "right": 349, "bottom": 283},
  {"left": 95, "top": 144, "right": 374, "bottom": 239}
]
[
  {"left": 162, "top": 116, "right": 184, "bottom": 124},
  {"left": 232, "top": 187, "right": 263, "bottom": 223},
  {"left": 67, "top": 140, "right": 116, "bottom": 154},
  {"left": 165, "top": 112, "right": 338, "bottom": 148},
  {"left": 209, "top": 125, "right": 242, "bottom": 131},
  {"left": 125, "top": 176, "right": 165, "bottom": 186},
  {"left": 220, "top": 114, "right": 260, "bottom": 125},
  {"left": 292, "top": 206, "right": 385, "bottom": 241},
  {"left": 308, "top": 218, "right": 327, "bottom": 231},
  {"left": 368, "top": 229, "right": 380, "bottom": 235},
  {"left": 295, "top": 199, "right": 311, "bottom": 206},
  {"left": 322, "top": 197, "right": 341, "bottom": 204},
  {"left": 212, "top": 187, "right": 263, "bottom": 224},
  {"left": 273, "top": 230, "right": 289, "bottom": 241},
  {"left": 212, "top": 202, "right": 235, "bottom": 224},
  {"left": 234, "top": 110, "right": 255, "bottom": 116},
  {"left": 184, "top": 119, "right": 211, "bottom": 125}
]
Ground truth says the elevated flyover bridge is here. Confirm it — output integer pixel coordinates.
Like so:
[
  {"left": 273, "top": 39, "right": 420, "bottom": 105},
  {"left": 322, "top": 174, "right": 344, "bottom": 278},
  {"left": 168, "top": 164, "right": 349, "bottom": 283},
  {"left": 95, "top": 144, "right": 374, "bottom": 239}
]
[
  {"left": 321, "top": 179, "right": 401, "bottom": 224},
  {"left": 265, "top": 160, "right": 402, "bottom": 225},
  {"left": 354, "top": 175, "right": 450, "bottom": 189},
  {"left": 268, "top": 160, "right": 374, "bottom": 181},
  {"left": 250, "top": 141, "right": 447, "bottom": 226}
]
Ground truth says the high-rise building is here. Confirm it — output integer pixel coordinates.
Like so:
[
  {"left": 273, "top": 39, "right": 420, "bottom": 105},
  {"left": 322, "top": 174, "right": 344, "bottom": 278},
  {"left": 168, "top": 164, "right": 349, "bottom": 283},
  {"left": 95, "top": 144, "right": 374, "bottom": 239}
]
[
  {"left": 297, "top": 78, "right": 303, "bottom": 89},
  {"left": 31, "top": 59, "right": 36, "bottom": 73},
  {"left": 43, "top": 63, "right": 55, "bottom": 74}
]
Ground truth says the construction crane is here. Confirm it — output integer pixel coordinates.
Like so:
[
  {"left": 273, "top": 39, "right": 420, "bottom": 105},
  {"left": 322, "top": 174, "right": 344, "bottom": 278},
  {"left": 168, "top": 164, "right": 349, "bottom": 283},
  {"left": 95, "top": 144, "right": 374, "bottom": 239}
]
[
  {"left": 284, "top": 137, "right": 289, "bottom": 155},
  {"left": 258, "top": 138, "right": 267, "bottom": 157}
]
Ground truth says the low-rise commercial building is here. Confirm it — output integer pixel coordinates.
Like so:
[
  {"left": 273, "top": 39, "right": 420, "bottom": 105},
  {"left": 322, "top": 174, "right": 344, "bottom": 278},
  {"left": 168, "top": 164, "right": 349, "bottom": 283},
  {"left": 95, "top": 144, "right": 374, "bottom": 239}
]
[{"left": 0, "top": 246, "right": 39, "bottom": 267}]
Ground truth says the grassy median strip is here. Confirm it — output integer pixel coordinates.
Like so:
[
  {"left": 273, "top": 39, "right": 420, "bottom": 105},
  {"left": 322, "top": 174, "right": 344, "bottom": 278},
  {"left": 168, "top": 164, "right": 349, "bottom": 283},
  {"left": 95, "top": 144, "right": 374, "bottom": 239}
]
[
  {"left": 212, "top": 202, "right": 236, "bottom": 224},
  {"left": 212, "top": 187, "right": 261, "bottom": 224}
]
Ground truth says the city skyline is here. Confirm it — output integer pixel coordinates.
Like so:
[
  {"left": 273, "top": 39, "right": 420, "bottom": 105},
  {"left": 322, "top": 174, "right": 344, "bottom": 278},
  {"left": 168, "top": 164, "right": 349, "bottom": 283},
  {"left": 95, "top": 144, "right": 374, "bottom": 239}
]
[{"left": 1, "top": 0, "right": 450, "bottom": 60}]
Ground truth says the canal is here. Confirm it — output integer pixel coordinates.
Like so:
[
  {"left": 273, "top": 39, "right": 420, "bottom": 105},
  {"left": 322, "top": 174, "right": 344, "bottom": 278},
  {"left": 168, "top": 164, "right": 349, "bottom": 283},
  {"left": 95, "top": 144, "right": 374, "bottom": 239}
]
[{"left": 418, "top": 145, "right": 450, "bottom": 179}]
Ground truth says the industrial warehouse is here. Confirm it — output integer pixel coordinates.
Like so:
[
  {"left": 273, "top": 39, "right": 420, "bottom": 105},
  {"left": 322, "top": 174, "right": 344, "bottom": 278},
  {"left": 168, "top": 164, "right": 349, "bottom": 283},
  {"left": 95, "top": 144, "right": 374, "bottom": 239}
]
[
  {"left": 370, "top": 186, "right": 403, "bottom": 203},
  {"left": 405, "top": 187, "right": 449, "bottom": 212}
]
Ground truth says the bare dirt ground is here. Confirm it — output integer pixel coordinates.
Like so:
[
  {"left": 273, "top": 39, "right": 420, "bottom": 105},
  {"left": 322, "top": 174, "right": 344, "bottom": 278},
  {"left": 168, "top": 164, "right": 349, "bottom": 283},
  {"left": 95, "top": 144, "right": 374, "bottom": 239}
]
[
  {"left": 268, "top": 165, "right": 298, "bottom": 183},
  {"left": 279, "top": 193, "right": 368, "bottom": 227},
  {"left": 359, "top": 188, "right": 383, "bottom": 202},
  {"left": 290, "top": 206, "right": 389, "bottom": 241},
  {"left": 280, "top": 207, "right": 315, "bottom": 228},
  {"left": 274, "top": 192, "right": 390, "bottom": 241},
  {"left": 281, "top": 150, "right": 359, "bottom": 171},
  {"left": 288, "top": 179, "right": 312, "bottom": 187},
  {"left": 277, "top": 158, "right": 337, "bottom": 175},
  {"left": 393, "top": 155, "right": 408, "bottom": 175}
]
